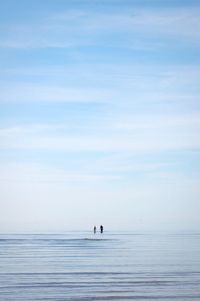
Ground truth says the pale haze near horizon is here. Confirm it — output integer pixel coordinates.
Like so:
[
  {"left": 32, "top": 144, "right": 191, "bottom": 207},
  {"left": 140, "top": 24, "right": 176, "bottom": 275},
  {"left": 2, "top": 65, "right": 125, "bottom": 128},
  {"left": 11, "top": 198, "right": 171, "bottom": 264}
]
[{"left": 0, "top": 0, "right": 200, "bottom": 232}]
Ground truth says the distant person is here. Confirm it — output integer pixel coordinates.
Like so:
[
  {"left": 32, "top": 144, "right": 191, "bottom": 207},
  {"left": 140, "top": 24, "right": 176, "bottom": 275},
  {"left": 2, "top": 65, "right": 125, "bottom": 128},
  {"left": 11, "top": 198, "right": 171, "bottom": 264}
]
[
  {"left": 93, "top": 226, "right": 96, "bottom": 234},
  {"left": 100, "top": 225, "right": 103, "bottom": 233}
]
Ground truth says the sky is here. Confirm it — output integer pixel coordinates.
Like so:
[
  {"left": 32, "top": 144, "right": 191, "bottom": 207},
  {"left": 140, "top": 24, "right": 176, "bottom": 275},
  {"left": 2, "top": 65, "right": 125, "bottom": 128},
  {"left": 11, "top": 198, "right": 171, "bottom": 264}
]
[{"left": 0, "top": 0, "right": 200, "bottom": 232}]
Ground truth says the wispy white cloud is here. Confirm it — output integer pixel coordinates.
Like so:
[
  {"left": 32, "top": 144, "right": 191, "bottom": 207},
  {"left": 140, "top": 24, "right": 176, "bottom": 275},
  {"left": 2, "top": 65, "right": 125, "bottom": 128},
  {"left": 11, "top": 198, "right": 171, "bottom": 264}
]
[
  {"left": 1, "top": 112, "right": 199, "bottom": 153},
  {"left": 1, "top": 7, "right": 200, "bottom": 49},
  {"left": 1, "top": 64, "right": 199, "bottom": 108},
  {"left": 0, "top": 162, "right": 120, "bottom": 184},
  {"left": 114, "top": 114, "right": 200, "bottom": 131},
  {"left": 0, "top": 83, "right": 114, "bottom": 103}
]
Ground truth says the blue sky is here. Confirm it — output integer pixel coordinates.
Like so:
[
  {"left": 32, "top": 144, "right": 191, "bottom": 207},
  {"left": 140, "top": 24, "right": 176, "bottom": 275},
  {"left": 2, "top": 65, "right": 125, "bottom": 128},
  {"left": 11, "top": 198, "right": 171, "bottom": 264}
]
[{"left": 0, "top": 0, "right": 200, "bottom": 232}]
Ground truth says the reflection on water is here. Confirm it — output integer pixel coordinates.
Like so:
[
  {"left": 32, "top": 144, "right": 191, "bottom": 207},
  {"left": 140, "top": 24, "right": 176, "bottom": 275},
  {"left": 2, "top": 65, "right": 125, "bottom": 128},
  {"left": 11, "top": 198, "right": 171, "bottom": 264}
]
[{"left": 0, "top": 232, "right": 200, "bottom": 300}]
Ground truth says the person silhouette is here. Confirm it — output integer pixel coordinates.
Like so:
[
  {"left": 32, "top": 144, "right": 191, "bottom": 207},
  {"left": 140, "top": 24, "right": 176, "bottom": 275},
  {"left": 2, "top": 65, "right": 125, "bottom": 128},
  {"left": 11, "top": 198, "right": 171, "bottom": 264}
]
[
  {"left": 100, "top": 225, "right": 103, "bottom": 233},
  {"left": 93, "top": 226, "right": 96, "bottom": 234}
]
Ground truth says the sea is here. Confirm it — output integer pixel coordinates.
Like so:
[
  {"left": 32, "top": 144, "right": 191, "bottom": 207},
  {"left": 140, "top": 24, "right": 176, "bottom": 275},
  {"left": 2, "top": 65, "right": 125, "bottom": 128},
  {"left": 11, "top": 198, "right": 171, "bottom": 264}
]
[{"left": 0, "top": 231, "right": 200, "bottom": 300}]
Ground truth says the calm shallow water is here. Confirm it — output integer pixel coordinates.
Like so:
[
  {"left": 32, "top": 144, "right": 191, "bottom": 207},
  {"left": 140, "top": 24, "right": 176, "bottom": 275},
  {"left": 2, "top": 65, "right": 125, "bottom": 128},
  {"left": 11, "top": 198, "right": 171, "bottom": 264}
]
[{"left": 0, "top": 231, "right": 200, "bottom": 300}]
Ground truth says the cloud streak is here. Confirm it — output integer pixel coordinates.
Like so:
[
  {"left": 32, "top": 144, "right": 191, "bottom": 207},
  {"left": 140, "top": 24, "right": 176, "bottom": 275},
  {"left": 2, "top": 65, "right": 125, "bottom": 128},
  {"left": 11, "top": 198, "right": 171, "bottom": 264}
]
[
  {"left": 1, "top": 112, "right": 200, "bottom": 153},
  {"left": 0, "top": 162, "right": 120, "bottom": 184},
  {"left": 1, "top": 7, "right": 200, "bottom": 49},
  {"left": 0, "top": 84, "right": 115, "bottom": 104}
]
